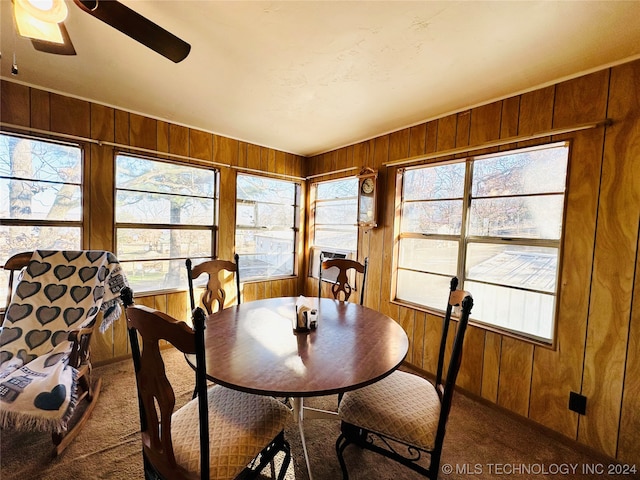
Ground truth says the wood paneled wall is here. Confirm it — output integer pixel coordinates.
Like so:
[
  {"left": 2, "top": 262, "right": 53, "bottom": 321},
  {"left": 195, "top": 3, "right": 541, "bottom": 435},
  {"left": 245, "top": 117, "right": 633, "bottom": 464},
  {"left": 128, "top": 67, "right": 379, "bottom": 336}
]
[
  {"left": 304, "top": 60, "right": 640, "bottom": 464},
  {"left": 2, "top": 59, "right": 639, "bottom": 464},
  {"left": 1, "top": 79, "right": 306, "bottom": 365}
]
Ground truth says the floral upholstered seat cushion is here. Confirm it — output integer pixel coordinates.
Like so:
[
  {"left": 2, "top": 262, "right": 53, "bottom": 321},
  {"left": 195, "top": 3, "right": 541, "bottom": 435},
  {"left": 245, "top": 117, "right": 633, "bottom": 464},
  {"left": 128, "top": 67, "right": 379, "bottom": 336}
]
[
  {"left": 338, "top": 369, "right": 441, "bottom": 451},
  {"left": 171, "top": 385, "right": 292, "bottom": 480}
]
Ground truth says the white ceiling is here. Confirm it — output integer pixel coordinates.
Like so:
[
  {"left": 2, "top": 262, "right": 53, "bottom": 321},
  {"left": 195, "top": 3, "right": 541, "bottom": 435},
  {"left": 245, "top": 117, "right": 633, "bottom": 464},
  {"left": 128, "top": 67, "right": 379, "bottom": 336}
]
[{"left": 1, "top": 1, "right": 640, "bottom": 157}]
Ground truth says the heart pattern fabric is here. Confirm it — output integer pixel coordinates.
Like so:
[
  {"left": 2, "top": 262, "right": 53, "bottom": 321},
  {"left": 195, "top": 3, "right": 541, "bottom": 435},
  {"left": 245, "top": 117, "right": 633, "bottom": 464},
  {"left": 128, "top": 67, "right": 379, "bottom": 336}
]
[
  {"left": 0, "top": 250, "right": 129, "bottom": 433},
  {"left": 16, "top": 281, "right": 41, "bottom": 300}
]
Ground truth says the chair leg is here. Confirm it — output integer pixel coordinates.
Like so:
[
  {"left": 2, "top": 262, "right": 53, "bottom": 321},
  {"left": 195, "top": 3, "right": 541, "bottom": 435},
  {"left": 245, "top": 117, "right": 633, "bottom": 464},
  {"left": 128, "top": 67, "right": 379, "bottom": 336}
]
[
  {"left": 244, "top": 432, "right": 291, "bottom": 480},
  {"left": 335, "top": 433, "right": 351, "bottom": 480},
  {"left": 276, "top": 437, "right": 291, "bottom": 480}
]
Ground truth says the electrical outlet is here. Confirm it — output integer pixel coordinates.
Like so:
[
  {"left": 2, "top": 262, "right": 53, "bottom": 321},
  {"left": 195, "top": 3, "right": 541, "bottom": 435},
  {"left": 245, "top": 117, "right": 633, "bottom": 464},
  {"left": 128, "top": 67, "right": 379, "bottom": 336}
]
[{"left": 569, "top": 392, "right": 587, "bottom": 415}]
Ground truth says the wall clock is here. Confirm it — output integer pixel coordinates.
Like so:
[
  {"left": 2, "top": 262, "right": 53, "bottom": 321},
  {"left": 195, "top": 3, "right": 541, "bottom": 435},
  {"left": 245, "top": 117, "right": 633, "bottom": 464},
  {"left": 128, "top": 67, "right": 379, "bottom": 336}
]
[{"left": 357, "top": 168, "right": 378, "bottom": 227}]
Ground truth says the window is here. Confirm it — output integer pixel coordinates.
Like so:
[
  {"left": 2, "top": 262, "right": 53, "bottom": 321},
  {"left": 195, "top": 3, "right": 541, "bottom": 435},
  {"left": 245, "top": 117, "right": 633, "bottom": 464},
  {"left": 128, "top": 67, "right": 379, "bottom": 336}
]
[
  {"left": 115, "top": 155, "right": 217, "bottom": 293},
  {"left": 236, "top": 174, "right": 299, "bottom": 281},
  {"left": 395, "top": 142, "right": 569, "bottom": 343},
  {"left": 309, "top": 177, "right": 359, "bottom": 278},
  {"left": 1, "top": 133, "right": 83, "bottom": 308}
]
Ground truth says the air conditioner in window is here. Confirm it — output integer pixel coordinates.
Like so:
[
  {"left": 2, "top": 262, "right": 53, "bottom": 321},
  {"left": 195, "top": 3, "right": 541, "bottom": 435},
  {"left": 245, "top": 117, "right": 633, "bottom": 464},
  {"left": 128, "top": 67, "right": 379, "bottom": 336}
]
[{"left": 310, "top": 246, "right": 355, "bottom": 283}]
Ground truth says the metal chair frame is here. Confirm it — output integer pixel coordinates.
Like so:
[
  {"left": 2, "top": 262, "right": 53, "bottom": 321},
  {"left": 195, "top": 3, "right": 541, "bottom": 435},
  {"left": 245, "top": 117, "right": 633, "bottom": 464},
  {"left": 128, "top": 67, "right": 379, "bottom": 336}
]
[{"left": 335, "top": 277, "right": 473, "bottom": 480}]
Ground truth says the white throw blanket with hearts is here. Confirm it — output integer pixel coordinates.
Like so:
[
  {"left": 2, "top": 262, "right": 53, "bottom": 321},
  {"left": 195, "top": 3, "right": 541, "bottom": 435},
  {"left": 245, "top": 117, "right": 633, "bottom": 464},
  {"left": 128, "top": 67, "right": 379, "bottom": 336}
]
[{"left": 0, "top": 250, "right": 128, "bottom": 433}]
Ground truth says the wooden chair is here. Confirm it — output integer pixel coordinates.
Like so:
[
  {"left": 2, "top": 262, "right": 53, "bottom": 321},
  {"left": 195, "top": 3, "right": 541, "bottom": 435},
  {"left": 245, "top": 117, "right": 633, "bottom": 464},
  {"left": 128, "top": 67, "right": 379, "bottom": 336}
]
[
  {"left": 335, "top": 277, "right": 473, "bottom": 479},
  {"left": 0, "top": 250, "right": 127, "bottom": 456},
  {"left": 186, "top": 254, "right": 240, "bottom": 315},
  {"left": 122, "top": 288, "right": 292, "bottom": 480},
  {"left": 1, "top": 252, "right": 33, "bottom": 323},
  {"left": 318, "top": 253, "right": 368, "bottom": 305}
]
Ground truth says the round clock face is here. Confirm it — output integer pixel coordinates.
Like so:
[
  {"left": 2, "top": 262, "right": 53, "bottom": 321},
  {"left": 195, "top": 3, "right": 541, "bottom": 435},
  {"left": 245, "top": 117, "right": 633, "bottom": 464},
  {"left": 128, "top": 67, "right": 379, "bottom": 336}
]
[{"left": 361, "top": 177, "right": 375, "bottom": 194}]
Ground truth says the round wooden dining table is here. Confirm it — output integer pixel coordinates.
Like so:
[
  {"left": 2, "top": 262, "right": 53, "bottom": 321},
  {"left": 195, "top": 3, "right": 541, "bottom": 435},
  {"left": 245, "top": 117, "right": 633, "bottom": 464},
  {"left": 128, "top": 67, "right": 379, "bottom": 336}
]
[{"left": 187, "top": 296, "right": 409, "bottom": 480}]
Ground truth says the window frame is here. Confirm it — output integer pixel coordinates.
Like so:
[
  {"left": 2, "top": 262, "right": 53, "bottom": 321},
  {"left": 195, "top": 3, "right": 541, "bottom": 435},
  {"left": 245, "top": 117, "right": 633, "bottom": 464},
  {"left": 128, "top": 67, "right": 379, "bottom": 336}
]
[
  {"left": 235, "top": 173, "right": 301, "bottom": 282},
  {"left": 114, "top": 153, "right": 219, "bottom": 295},
  {"left": 393, "top": 141, "right": 571, "bottom": 346},
  {"left": 0, "top": 131, "right": 85, "bottom": 309},
  {"left": 308, "top": 176, "right": 359, "bottom": 278}
]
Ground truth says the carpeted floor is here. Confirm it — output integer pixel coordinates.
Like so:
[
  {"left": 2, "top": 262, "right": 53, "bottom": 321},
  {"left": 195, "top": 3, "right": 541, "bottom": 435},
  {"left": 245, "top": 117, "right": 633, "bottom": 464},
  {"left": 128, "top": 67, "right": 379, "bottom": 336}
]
[{"left": 1, "top": 347, "right": 634, "bottom": 480}]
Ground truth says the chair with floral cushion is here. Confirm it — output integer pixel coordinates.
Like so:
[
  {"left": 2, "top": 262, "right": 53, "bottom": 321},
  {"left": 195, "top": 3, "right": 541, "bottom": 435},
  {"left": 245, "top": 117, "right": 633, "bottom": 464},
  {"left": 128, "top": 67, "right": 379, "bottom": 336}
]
[
  {"left": 335, "top": 277, "right": 473, "bottom": 479},
  {"left": 123, "top": 288, "right": 292, "bottom": 480}
]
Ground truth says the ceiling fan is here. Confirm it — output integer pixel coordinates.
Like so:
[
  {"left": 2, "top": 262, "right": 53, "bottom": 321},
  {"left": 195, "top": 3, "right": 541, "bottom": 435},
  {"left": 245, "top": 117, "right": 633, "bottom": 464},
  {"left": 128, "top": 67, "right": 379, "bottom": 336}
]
[{"left": 12, "top": 0, "right": 191, "bottom": 63}]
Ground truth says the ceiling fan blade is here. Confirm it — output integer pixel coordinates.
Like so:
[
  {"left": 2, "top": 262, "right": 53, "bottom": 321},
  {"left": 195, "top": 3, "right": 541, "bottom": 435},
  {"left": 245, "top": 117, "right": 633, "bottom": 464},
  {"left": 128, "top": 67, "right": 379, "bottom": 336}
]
[
  {"left": 73, "top": 0, "right": 190, "bottom": 63},
  {"left": 31, "top": 23, "right": 77, "bottom": 55}
]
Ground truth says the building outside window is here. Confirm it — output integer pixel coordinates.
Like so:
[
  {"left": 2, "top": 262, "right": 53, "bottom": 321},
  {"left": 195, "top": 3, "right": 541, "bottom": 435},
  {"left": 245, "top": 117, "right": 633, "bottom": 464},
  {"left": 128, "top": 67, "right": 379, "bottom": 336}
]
[
  {"left": 236, "top": 174, "right": 299, "bottom": 281},
  {"left": 396, "top": 142, "right": 569, "bottom": 343},
  {"left": 0, "top": 133, "right": 83, "bottom": 308},
  {"left": 115, "top": 155, "right": 217, "bottom": 293}
]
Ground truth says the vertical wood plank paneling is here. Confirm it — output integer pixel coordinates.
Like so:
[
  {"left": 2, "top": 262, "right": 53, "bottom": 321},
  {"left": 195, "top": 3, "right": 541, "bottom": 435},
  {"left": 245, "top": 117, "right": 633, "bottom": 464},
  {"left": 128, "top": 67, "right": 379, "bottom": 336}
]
[
  {"left": 237, "top": 142, "right": 248, "bottom": 169},
  {"left": 579, "top": 60, "right": 640, "bottom": 457},
  {"left": 425, "top": 120, "right": 438, "bottom": 154},
  {"left": 242, "top": 282, "right": 256, "bottom": 303},
  {"left": 129, "top": 113, "right": 156, "bottom": 150},
  {"left": 50, "top": 94, "right": 90, "bottom": 138},
  {"left": 267, "top": 148, "right": 277, "bottom": 173},
  {"left": 481, "top": 332, "right": 501, "bottom": 402},
  {"left": 218, "top": 167, "right": 235, "bottom": 260},
  {"left": 275, "top": 150, "right": 286, "bottom": 175},
  {"left": 364, "top": 135, "right": 388, "bottom": 312},
  {"left": 90, "top": 324, "right": 113, "bottom": 364},
  {"left": 422, "top": 313, "right": 442, "bottom": 374},
  {"left": 500, "top": 96, "right": 520, "bottom": 143},
  {"left": 455, "top": 111, "right": 470, "bottom": 149},
  {"left": 497, "top": 337, "right": 533, "bottom": 417},
  {"left": 115, "top": 110, "right": 129, "bottom": 145},
  {"left": 157, "top": 121, "right": 169, "bottom": 154},
  {"left": 4, "top": 58, "right": 640, "bottom": 463},
  {"left": 552, "top": 70, "right": 610, "bottom": 127},
  {"left": 470, "top": 102, "right": 502, "bottom": 146},
  {"left": 30, "top": 89, "right": 50, "bottom": 131},
  {"left": 166, "top": 291, "right": 189, "bottom": 322},
  {"left": 457, "top": 325, "right": 484, "bottom": 396},
  {"left": 216, "top": 135, "right": 238, "bottom": 165},
  {"left": 189, "top": 129, "right": 213, "bottom": 164},
  {"left": 530, "top": 70, "right": 609, "bottom": 439},
  {"left": 412, "top": 311, "right": 426, "bottom": 369},
  {"left": 247, "top": 144, "right": 261, "bottom": 170},
  {"left": 408, "top": 123, "right": 427, "bottom": 156},
  {"left": 618, "top": 223, "right": 640, "bottom": 464},
  {"left": 112, "top": 308, "right": 129, "bottom": 358},
  {"left": 85, "top": 105, "right": 115, "bottom": 251},
  {"left": 90, "top": 104, "right": 114, "bottom": 141},
  {"left": 88, "top": 144, "right": 114, "bottom": 251},
  {"left": 398, "top": 306, "right": 415, "bottom": 364},
  {"left": 169, "top": 124, "right": 189, "bottom": 157},
  {"left": 436, "top": 114, "right": 457, "bottom": 151},
  {"left": 1, "top": 81, "right": 30, "bottom": 126},
  {"left": 380, "top": 130, "right": 409, "bottom": 317},
  {"left": 517, "top": 86, "right": 554, "bottom": 146}
]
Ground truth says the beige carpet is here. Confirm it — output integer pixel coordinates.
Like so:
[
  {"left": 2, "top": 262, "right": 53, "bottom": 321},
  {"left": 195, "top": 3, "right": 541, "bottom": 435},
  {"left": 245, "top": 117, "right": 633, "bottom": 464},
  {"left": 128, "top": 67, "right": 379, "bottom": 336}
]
[{"left": 0, "top": 347, "right": 630, "bottom": 480}]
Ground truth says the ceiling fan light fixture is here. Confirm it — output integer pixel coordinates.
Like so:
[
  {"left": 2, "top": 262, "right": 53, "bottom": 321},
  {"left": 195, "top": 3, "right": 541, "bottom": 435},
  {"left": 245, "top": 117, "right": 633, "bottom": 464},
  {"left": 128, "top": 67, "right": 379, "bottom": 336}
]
[
  {"left": 16, "top": 0, "right": 68, "bottom": 23},
  {"left": 13, "top": 0, "right": 66, "bottom": 44}
]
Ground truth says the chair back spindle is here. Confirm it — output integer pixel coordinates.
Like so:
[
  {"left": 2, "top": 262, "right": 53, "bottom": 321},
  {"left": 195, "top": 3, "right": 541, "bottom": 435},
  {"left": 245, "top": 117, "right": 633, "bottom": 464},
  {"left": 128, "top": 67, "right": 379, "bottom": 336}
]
[
  {"left": 318, "top": 253, "right": 368, "bottom": 305},
  {"left": 186, "top": 254, "right": 240, "bottom": 315}
]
